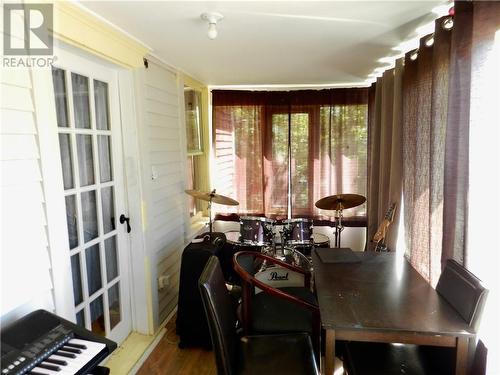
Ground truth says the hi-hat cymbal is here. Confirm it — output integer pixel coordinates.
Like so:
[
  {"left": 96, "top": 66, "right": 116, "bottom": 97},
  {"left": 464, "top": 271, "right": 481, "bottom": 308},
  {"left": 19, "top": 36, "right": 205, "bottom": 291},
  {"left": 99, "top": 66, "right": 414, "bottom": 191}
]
[
  {"left": 185, "top": 190, "right": 239, "bottom": 206},
  {"left": 315, "top": 194, "right": 366, "bottom": 211}
]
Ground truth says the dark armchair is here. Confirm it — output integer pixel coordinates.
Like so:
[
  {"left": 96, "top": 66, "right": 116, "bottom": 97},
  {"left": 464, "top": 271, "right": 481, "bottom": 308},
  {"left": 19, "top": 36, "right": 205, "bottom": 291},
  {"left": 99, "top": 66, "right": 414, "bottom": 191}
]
[
  {"left": 233, "top": 251, "right": 321, "bottom": 360},
  {"left": 199, "top": 256, "right": 319, "bottom": 375}
]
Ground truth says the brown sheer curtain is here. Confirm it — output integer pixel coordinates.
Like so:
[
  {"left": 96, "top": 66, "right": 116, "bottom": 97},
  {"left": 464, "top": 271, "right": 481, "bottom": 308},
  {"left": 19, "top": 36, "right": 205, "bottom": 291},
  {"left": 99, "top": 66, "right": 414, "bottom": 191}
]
[
  {"left": 212, "top": 89, "right": 368, "bottom": 218},
  {"left": 212, "top": 95, "right": 265, "bottom": 215},
  {"left": 367, "top": 59, "right": 404, "bottom": 252},
  {"left": 402, "top": 16, "right": 452, "bottom": 285},
  {"left": 313, "top": 94, "right": 368, "bottom": 218}
]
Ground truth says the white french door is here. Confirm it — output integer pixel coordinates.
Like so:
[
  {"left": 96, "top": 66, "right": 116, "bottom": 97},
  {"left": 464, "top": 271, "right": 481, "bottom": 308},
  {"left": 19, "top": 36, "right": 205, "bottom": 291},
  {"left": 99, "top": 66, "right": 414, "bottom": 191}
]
[{"left": 51, "top": 48, "right": 131, "bottom": 344}]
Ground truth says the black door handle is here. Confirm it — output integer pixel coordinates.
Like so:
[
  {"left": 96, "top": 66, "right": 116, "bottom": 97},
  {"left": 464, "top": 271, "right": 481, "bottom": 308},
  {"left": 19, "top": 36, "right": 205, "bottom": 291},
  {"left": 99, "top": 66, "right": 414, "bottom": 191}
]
[{"left": 119, "top": 214, "right": 131, "bottom": 233}]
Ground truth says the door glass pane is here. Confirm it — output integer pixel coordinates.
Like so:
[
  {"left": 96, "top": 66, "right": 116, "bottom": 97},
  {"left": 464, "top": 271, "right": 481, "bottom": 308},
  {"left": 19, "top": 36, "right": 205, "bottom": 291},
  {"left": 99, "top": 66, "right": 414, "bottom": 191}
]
[
  {"left": 65, "top": 195, "right": 78, "bottom": 249},
  {"left": 90, "top": 295, "right": 105, "bottom": 336},
  {"left": 101, "top": 187, "right": 115, "bottom": 234},
  {"left": 82, "top": 190, "right": 98, "bottom": 243},
  {"left": 86, "top": 244, "right": 102, "bottom": 295},
  {"left": 71, "top": 254, "right": 83, "bottom": 305},
  {"left": 76, "top": 309, "right": 85, "bottom": 328},
  {"left": 108, "top": 283, "right": 121, "bottom": 330},
  {"left": 105, "top": 236, "right": 118, "bottom": 282},
  {"left": 59, "top": 134, "right": 74, "bottom": 189},
  {"left": 98, "top": 135, "right": 112, "bottom": 182},
  {"left": 52, "top": 68, "right": 69, "bottom": 127},
  {"left": 94, "top": 80, "right": 110, "bottom": 130},
  {"left": 71, "top": 73, "right": 91, "bottom": 129},
  {"left": 76, "top": 135, "right": 95, "bottom": 186}
]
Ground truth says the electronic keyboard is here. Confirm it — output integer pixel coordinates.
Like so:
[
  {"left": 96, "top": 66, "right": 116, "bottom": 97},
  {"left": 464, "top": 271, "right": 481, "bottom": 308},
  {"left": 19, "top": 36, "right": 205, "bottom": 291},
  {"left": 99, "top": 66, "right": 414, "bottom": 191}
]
[{"left": 1, "top": 310, "right": 117, "bottom": 375}]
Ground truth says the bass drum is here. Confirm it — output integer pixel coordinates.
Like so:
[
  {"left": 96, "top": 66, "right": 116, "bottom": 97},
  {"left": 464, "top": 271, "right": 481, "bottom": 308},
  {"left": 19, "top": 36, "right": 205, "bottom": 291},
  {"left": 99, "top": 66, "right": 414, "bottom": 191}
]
[
  {"left": 254, "top": 247, "right": 311, "bottom": 292},
  {"left": 254, "top": 266, "right": 304, "bottom": 292},
  {"left": 261, "top": 245, "right": 312, "bottom": 272}
]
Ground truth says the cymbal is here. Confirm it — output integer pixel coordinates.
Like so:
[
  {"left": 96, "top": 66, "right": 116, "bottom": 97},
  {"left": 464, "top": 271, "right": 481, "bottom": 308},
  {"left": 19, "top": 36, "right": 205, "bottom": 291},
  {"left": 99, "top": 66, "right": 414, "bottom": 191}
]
[
  {"left": 185, "top": 190, "right": 239, "bottom": 206},
  {"left": 315, "top": 194, "right": 366, "bottom": 211}
]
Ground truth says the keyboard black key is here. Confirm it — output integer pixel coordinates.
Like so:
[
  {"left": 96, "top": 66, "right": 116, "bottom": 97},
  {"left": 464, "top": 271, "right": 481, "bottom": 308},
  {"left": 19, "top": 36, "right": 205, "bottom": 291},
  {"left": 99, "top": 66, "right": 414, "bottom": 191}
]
[
  {"left": 65, "top": 342, "right": 87, "bottom": 350},
  {"left": 61, "top": 346, "right": 82, "bottom": 354},
  {"left": 55, "top": 350, "right": 76, "bottom": 358},
  {"left": 45, "top": 358, "right": 67, "bottom": 366},
  {"left": 38, "top": 363, "right": 61, "bottom": 371}
]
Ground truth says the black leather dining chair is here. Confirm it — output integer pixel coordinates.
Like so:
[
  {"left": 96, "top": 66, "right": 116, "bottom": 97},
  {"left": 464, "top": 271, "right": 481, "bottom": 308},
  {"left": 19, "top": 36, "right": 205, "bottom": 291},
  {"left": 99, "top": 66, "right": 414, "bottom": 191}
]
[
  {"left": 233, "top": 251, "right": 321, "bottom": 360},
  {"left": 198, "top": 256, "right": 319, "bottom": 375},
  {"left": 342, "top": 259, "right": 489, "bottom": 375}
]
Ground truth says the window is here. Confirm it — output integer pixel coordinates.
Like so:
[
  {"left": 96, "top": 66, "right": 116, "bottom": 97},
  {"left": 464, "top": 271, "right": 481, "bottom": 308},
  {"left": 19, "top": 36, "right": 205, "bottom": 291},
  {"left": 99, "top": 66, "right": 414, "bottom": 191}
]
[
  {"left": 185, "top": 88, "right": 203, "bottom": 155},
  {"left": 184, "top": 86, "right": 203, "bottom": 218},
  {"left": 212, "top": 89, "right": 368, "bottom": 219}
]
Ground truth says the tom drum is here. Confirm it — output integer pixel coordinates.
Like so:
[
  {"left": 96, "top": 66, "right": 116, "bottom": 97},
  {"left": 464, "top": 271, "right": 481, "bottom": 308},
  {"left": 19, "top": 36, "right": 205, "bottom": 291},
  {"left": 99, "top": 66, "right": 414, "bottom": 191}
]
[
  {"left": 283, "top": 218, "right": 313, "bottom": 246},
  {"left": 240, "top": 216, "right": 275, "bottom": 246}
]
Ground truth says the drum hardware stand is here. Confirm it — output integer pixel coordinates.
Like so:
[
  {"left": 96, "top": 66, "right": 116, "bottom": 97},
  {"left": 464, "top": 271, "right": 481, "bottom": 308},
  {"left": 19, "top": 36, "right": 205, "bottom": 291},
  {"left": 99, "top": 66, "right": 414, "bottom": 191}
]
[
  {"left": 184, "top": 188, "right": 239, "bottom": 237},
  {"left": 315, "top": 193, "right": 366, "bottom": 249},
  {"left": 275, "top": 230, "right": 286, "bottom": 261},
  {"left": 334, "top": 204, "right": 344, "bottom": 248},
  {"left": 206, "top": 189, "right": 216, "bottom": 234}
]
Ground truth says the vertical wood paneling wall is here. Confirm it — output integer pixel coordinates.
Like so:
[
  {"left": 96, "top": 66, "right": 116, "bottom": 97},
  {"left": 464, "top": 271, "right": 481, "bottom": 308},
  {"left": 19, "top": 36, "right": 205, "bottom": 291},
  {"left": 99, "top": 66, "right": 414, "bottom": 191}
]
[{"left": 135, "top": 59, "right": 186, "bottom": 327}]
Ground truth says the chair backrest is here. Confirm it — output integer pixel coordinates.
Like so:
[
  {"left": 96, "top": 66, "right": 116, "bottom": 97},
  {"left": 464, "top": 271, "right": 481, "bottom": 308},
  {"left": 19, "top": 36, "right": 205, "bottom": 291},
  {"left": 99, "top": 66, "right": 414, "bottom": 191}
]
[
  {"left": 436, "top": 259, "right": 488, "bottom": 331},
  {"left": 198, "top": 256, "right": 239, "bottom": 375}
]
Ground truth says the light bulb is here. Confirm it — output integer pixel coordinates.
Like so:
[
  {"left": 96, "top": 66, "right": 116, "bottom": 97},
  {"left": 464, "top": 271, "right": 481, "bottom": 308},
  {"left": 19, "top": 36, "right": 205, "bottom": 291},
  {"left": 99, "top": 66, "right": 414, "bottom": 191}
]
[{"left": 207, "top": 23, "right": 217, "bottom": 39}]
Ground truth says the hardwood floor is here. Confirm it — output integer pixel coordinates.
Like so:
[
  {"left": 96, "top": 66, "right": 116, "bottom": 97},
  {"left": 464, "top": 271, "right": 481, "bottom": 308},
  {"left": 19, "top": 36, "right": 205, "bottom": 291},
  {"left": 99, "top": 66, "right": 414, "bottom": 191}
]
[
  {"left": 136, "top": 316, "right": 216, "bottom": 375},
  {"left": 136, "top": 315, "right": 344, "bottom": 375}
]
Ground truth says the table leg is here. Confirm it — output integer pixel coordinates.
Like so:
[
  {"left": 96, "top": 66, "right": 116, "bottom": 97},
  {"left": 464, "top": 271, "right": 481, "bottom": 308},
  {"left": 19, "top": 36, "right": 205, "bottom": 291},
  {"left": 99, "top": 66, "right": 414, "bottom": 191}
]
[
  {"left": 456, "top": 336, "right": 468, "bottom": 375},
  {"left": 325, "top": 330, "right": 335, "bottom": 375}
]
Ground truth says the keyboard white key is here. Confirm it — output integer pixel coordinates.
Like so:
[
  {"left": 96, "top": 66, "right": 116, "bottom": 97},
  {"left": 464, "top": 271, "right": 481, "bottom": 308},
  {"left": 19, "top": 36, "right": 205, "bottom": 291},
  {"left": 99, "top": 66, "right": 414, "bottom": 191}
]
[{"left": 29, "top": 339, "right": 106, "bottom": 375}]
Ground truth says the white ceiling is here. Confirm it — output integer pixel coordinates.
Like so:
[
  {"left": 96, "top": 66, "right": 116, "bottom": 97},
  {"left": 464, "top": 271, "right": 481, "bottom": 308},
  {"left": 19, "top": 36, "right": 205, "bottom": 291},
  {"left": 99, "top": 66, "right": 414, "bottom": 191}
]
[{"left": 81, "top": 1, "right": 447, "bottom": 87}]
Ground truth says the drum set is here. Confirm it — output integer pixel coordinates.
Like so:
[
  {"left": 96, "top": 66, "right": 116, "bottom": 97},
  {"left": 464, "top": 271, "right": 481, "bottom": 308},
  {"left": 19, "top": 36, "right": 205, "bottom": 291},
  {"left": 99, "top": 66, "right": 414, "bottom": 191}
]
[{"left": 185, "top": 189, "right": 366, "bottom": 275}]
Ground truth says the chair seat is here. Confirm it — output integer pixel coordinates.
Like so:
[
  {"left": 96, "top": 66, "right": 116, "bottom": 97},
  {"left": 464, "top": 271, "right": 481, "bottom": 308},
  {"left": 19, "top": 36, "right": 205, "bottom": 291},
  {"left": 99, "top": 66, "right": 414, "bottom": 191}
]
[
  {"left": 343, "top": 341, "right": 456, "bottom": 375},
  {"left": 251, "top": 287, "right": 317, "bottom": 334},
  {"left": 238, "top": 333, "right": 318, "bottom": 375}
]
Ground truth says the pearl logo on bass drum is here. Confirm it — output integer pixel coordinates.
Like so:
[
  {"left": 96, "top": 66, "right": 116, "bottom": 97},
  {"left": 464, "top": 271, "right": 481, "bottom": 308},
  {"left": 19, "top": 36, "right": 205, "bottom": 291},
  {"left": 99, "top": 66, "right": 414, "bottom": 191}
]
[
  {"left": 269, "top": 271, "right": 289, "bottom": 281},
  {"left": 255, "top": 266, "right": 304, "bottom": 293}
]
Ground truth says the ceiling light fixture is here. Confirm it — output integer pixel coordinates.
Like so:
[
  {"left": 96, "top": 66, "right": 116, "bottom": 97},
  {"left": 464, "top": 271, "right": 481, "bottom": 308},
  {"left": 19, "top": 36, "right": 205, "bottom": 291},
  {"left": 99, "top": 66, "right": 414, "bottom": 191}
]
[{"left": 201, "top": 12, "right": 224, "bottom": 40}]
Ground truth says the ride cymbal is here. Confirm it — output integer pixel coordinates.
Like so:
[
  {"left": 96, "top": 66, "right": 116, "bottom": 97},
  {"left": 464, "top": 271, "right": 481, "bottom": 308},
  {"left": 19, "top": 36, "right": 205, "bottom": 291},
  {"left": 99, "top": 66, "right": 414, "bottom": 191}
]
[
  {"left": 315, "top": 194, "right": 366, "bottom": 211},
  {"left": 185, "top": 190, "right": 239, "bottom": 206}
]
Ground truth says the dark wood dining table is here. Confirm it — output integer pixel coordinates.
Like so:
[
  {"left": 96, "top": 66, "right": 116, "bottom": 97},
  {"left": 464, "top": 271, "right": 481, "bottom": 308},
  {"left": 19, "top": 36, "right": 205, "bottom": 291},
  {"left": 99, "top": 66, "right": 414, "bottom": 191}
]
[{"left": 312, "top": 250, "right": 475, "bottom": 375}]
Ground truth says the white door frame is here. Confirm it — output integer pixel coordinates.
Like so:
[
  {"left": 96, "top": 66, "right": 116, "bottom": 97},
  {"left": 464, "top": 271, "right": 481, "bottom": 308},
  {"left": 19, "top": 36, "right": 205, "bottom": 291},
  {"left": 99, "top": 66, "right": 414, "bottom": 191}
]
[
  {"left": 117, "top": 68, "right": 152, "bottom": 335},
  {"left": 35, "top": 42, "right": 150, "bottom": 340}
]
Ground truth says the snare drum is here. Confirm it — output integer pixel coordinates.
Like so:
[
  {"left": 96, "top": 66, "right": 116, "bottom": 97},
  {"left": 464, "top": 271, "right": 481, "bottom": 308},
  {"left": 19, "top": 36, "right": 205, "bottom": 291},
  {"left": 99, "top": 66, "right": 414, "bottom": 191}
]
[
  {"left": 283, "top": 218, "right": 313, "bottom": 245},
  {"left": 225, "top": 230, "right": 241, "bottom": 245},
  {"left": 240, "top": 216, "right": 275, "bottom": 246},
  {"left": 290, "top": 232, "right": 330, "bottom": 256},
  {"left": 312, "top": 233, "right": 330, "bottom": 248},
  {"left": 225, "top": 230, "right": 262, "bottom": 252}
]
